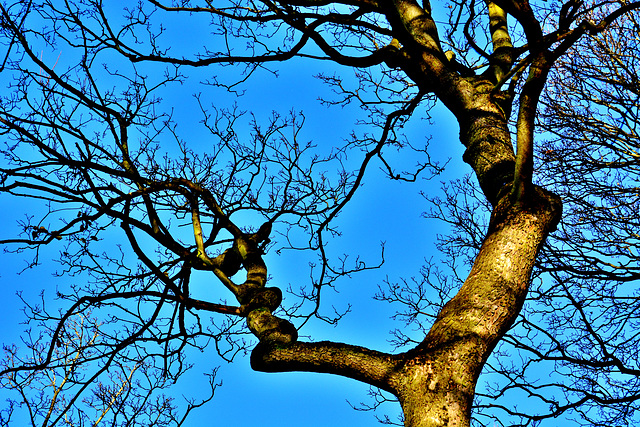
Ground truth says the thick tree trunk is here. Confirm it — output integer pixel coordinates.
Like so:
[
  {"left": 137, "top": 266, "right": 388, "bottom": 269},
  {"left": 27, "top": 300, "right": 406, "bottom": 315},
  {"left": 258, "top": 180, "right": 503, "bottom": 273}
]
[
  {"left": 395, "top": 186, "right": 561, "bottom": 427},
  {"left": 249, "top": 48, "right": 562, "bottom": 423}
]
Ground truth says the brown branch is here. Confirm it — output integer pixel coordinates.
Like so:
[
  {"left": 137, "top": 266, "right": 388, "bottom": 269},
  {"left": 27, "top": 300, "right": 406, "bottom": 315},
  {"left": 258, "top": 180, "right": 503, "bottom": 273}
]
[
  {"left": 512, "top": 53, "right": 550, "bottom": 201},
  {"left": 190, "top": 196, "right": 209, "bottom": 261},
  {"left": 251, "top": 340, "right": 402, "bottom": 393},
  {"left": 486, "top": 1, "right": 514, "bottom": 83}
]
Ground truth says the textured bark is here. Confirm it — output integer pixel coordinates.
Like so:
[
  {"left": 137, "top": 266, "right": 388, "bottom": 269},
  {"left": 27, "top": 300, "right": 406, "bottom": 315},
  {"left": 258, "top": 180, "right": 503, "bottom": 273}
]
[
  {"left": 458, "top": 93, "right": 516, "bottom": 205},
  {"left": 252, "top": 341, "right": 403, "bottom": 392},
  {"left": 396, "top": 186, "right": 561, "bottom": 427}
]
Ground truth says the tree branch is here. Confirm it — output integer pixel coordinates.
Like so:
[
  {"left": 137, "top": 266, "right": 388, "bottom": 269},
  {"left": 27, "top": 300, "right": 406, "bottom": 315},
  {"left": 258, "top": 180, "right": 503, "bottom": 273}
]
[{"left": 251, "top": 341, "right": 402, "bottom": 393}]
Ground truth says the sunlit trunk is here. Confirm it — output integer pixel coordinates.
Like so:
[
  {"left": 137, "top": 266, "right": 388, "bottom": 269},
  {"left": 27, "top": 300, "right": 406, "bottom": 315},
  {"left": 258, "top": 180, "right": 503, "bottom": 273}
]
[{"left": 397, "top": 184, "right": 561, "bottom": 427}]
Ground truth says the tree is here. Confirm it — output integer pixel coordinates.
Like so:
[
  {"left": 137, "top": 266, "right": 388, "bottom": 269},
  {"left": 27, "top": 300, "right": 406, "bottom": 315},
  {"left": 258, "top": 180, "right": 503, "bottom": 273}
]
[
  {"left": 0, "top": 0, "right": 639, "bottom": 426},
  {"left": 1, "top": 310, "right": 217, "bottom": 427}
]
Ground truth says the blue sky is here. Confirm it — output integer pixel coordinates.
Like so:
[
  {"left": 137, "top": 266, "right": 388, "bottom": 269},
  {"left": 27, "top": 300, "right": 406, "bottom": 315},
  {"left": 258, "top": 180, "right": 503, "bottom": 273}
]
[
  {"left": 4, "top": 2, "right": 640, "bottom": 425},
  {"left": 0, "top": 3, "right": 481, "bottom": 426},
  {"left": 0, "top": 82, "right": 463, "bottom": 425}
]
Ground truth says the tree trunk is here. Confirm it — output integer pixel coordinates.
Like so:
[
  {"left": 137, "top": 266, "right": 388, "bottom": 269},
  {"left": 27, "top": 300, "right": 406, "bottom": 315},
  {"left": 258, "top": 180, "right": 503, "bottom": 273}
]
[
  {"left": 395, "top": 186, "right": 561, "bottom": 427},
  {"left": 252, "top": 181, "right": 561, "bottom": 427}
]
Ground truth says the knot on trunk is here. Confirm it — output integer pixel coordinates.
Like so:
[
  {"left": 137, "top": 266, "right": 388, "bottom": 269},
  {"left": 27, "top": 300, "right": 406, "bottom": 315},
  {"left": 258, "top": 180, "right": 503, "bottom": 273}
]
[
  {"left": 240, "top": 287, "right": 282, "bottom": 315},
  {"left": 459, "top": 113, "right": 516, "bottom": 205},
  {"left": 214, "top": 246, "right": 243, "bottom": 277},
  {"left": 247, "top": 308, "right": 298, "bottom": 345}
]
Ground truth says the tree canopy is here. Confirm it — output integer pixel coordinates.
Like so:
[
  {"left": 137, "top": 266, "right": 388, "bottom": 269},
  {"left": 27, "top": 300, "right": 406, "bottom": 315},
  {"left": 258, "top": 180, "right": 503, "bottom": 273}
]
[{"left": 1, "top": 0, "right": 639, "bottom": 426}]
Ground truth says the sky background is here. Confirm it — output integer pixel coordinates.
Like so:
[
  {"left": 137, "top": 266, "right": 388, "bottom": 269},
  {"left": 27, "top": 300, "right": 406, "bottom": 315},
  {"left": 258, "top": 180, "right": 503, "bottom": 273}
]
[{"left": 0, "top": 3, "right": 499, "bottom": 426}]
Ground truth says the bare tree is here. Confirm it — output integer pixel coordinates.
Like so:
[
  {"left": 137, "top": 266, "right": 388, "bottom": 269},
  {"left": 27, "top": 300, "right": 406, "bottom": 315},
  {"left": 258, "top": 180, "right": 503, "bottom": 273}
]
[
  {"left": 1, "top": 309, "right": 217, "bottom": 427},
  {"left": 0, "top": 0, "right": 639, "bottom": 426}
]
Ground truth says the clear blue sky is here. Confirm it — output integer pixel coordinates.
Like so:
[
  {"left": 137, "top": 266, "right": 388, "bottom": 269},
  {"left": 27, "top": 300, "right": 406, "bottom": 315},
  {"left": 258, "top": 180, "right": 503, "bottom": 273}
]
[{"left": 0, "top": 3, "right": 478, "bottom": 426}]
